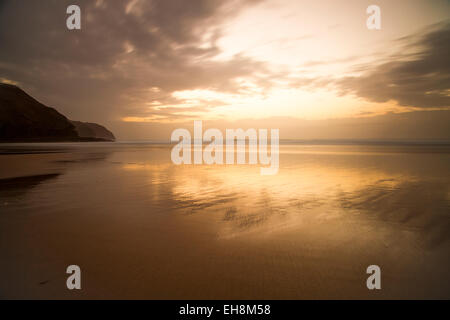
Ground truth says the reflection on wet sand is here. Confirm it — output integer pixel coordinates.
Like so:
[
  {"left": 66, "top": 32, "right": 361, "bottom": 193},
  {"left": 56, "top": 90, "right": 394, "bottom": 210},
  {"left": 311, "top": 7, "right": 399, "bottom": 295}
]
[
  {"left": 0, "top": 173, "right": 61, "bottom": 199},
  {"left": 0, "top": 173, "right": 61, "bottom": 190},
  {"left": 340, "top": 179, "right": 450, "bottom": 248},
  {"left": 0, "top": 143, "right": 449, "bottom": 299},
  {"left": 121, "top": 151, "right": 449, "bottom": 244}
]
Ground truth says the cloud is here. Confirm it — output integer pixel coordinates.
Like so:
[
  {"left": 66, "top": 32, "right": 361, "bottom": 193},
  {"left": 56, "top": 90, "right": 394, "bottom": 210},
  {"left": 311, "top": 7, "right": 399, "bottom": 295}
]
[
  {"left": 336, "top": 21, "right": 450, "bottom": 109},
  {"left": 0, "top": 0, "right": 273, "bottom": 122},
  {"left": 1, "top": 1, "right": 449, "bottom": 139}
]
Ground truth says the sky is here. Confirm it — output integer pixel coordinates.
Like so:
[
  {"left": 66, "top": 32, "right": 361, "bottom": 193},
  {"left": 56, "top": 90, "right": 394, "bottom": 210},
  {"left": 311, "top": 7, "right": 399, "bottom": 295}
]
[{"left": 0, "top": 0, "right": 449, "bottom": 140}]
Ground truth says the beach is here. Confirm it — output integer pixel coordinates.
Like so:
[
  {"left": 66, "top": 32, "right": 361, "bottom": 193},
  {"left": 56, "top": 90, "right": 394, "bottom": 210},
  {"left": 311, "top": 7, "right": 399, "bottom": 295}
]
[{"left": 0, "top": 143, "right": 449, "bottom": 299}]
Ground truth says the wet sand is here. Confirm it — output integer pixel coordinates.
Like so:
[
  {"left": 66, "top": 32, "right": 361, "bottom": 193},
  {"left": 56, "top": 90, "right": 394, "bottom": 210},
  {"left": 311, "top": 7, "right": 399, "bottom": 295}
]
[{"left": 0, "top": 143, "right": 449, "bottom": 299}]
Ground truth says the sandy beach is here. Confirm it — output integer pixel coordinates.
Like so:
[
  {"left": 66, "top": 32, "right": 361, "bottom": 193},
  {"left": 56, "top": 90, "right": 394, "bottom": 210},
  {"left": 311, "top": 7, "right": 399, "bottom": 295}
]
[{"left": 0, "top": 143, "right": 449, "bottom": 299}]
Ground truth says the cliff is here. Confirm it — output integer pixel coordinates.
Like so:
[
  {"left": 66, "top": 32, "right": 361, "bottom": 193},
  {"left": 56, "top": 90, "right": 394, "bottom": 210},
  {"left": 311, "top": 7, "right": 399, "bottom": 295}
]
[
  {"left": 71, "top": 121, "right": 115, "bottom": 142},
  {"left": 0, "top": 83, "right": 115, "bottom": 142}
]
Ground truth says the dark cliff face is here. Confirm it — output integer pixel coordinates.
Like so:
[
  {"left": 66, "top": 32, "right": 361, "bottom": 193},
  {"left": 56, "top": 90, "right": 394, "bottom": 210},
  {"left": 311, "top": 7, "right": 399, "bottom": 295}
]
[
  {"left": 0, "top": 84, "right": 78, "bottom": 141},
  {"left": 0, "top": 84, "right": 115, "bottom": 142},
  {"left": 71, "top": 121, "right": 115, "bottom": 142}
]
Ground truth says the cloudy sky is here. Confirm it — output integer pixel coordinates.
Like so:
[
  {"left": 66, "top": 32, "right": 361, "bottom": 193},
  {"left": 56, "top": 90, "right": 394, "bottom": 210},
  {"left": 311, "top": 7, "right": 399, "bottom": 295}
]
[{"left": 0, "top": 0, "right": 449, "bottom": 140}]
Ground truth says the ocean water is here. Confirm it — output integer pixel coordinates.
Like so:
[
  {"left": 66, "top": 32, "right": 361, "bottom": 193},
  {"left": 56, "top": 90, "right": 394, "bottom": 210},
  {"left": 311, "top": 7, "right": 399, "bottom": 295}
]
[{"left": 0, "top": 143, "right": 449, "bottom": 299}]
